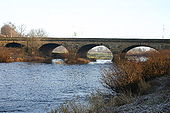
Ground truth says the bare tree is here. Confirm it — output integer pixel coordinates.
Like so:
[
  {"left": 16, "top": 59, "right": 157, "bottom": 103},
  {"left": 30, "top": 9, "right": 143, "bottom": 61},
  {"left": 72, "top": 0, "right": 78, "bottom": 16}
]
[
  {"left": 26, "top": 28, "right": 48, "bottom": 55},
  {"left": 17, "top": 24, "right": 26, "bottom": 37},
  {"left": 27, "top": 28, "right": 48, "bottom": 37}
]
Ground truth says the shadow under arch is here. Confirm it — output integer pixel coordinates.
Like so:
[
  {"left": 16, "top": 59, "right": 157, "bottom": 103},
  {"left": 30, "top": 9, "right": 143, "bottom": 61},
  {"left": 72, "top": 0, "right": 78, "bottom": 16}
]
[
  {"left": 77, "top": 44, "right": 113, "bottom": 60},
  {"left": 39, "top": 43, "right": 69, "bottom": 58},
  {"left": 5, "top": 42, "right": 25, "bottom": 48}
]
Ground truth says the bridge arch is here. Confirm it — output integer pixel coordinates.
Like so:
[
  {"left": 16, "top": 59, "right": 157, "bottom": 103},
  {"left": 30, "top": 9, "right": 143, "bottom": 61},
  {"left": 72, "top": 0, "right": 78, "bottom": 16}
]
[
  {"left": 77, "top": 44, "right": 113, "bottom": 60},
  {"left": 122, "top": 45, "right": 158, "bottom": 53},
  {"left": 5, "top": 42, "right": 25, "bottom": 48},
  {"left": 121, "top": 45, "right": 158, "bottom": 60},
  {"left": 39, "top": 43, "right": 69, "bottom": 58}
]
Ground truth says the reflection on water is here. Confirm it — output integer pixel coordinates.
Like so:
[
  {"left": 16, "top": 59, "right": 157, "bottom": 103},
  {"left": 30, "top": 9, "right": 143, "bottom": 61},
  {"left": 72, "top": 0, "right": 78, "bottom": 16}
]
[
  {"left": 0, "top": 60, "right": 112, "bottom": 113},
  {"left": 89, "top": 59, "right": 112, "bottom": 64}
]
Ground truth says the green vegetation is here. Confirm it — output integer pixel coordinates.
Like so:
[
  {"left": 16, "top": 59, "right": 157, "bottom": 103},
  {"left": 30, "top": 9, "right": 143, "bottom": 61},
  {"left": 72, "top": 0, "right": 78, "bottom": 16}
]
[
  {"left": 87, "top": 52, "right": 113, "bottom": 60},
  {"left": 52, "top": 50, "right": 170, "bottom": 113}
]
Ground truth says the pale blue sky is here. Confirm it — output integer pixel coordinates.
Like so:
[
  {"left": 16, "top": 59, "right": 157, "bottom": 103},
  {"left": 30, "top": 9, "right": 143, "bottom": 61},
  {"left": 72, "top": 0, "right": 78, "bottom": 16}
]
[{"left": 0, "top": 0, "right": 170, "bottom": 38}]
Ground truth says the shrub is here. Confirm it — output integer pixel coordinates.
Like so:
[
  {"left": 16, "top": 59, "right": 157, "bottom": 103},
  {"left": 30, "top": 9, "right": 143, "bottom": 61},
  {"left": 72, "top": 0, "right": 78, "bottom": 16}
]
[
  {"left": 64, "top": 52, "right": 90, "bottom": 64},
  {"left": 0, "top": 47, "right": 12, "bottom": 62},
  {"left": 141, "top": 50, "right": 170, "bottom": 79},
  {"left": 0, "top": 47, "right": 50, "bottom": 63},
  {"left": 102, "top": 50, "right": 170, "bottom": 94}
]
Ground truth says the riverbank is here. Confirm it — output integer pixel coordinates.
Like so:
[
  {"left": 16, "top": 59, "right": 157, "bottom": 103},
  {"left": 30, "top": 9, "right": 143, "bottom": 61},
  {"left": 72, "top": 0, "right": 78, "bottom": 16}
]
[
  {"left": 0, "top": 47, "right": 91, "bottom": 64},
  {"left": 54, "top": 50, "right": 170, "bottom": 113},
  {"left": 111, "top": 75, "right": 170, "bottom": 113},
  {"left": 53, "top": 75, "right": 170, "bottom": 113},
  {"left": 0, "top": 47, "right": 52, "bottom": 63}
]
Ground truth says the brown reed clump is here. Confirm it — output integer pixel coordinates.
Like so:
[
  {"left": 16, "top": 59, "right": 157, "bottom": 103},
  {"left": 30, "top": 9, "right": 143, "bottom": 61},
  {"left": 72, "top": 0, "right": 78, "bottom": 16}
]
[
  {"left": 53, "top": 91, "right": 134, "bottom": 113},
  {"left": 102, "top": 49, "right": 170, "bottom": 94},
  {"left": 64, "top": 52, "right": 90, "bottom": 64},
  {"left": 0, "top": 47, "right": 51, "bottom": 63},
  {"left": 0, "top": 47, "right": 12, "bottom": 62},
  {"left": 0, "top": 47, "right": 27, "bottom": 62},
  {"left": 141, "top": 50, "right": 170, "bottom": 79}
]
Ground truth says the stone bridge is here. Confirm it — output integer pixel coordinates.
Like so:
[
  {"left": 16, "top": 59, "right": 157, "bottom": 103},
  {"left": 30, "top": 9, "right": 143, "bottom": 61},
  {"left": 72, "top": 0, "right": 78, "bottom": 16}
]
[{"left": 0, "top": 37, "right": 170, "bottom": 60}]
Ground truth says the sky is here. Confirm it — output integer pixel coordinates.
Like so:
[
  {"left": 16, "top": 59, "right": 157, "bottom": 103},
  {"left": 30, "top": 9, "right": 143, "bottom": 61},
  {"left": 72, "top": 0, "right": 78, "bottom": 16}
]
[{"left": 0, "top": 0, "right": 170, "bottom": 38}]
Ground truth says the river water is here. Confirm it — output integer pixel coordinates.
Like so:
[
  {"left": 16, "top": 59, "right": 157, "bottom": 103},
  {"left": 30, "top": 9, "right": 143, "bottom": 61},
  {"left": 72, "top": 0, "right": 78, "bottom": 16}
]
[{"left": 0, "top": 60, "right": 112, "bottom": 113}]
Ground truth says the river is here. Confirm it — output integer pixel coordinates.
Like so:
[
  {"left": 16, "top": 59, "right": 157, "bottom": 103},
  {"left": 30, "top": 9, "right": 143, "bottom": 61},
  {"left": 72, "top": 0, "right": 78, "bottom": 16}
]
[{"left": 0, "top": 60, "right": 112, "bottom": 113}]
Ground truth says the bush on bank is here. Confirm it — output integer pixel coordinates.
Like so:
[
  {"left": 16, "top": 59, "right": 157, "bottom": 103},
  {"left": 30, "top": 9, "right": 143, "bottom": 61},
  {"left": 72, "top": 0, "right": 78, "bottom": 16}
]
[
  {"left": 0, "top": 47, "right": 26, "bottom": 62},
  {"left": 0, "top": 47, "right": 91, "bottom": 64},
  {"left": 0, "top": 47, "right": 51, "bottom": 63},
  {"left": 102, "top": 50, "right": 170, "bottom": 94},
  {"left": 64, "top": 52, "right": 91, "bottom": 64}
]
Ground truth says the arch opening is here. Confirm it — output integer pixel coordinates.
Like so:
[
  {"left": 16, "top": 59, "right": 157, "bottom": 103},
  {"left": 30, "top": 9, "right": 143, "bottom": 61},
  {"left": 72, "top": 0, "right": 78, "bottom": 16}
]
[
  {"left": 123, "top": 45, "right": 158, "bottom": 62},
  {"left": 52, "top": 46, "right": 69, "bottom": 59},
  {"left": 39, "top": 43, "right": 69, "bottom": 59},
  {"left": 5, "top": 43, "right": 25, "bottom": 48},
  {"left": 77, "top": 44, "right": 113, "bottom": 61}
]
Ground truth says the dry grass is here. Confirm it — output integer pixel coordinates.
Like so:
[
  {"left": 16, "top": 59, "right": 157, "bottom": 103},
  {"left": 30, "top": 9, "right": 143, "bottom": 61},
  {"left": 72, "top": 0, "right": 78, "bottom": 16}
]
[
  {"left": 65, "top": 58, "right": 90, "bottom": 65},
  {"left": 64, "top": 53, "right": 90, "bottom": 64},
  {"left": 102, "top": 50, "right": 170, "bottom": 94},
  {"left": 0, "top": 47, "right": 51, "bottom": 63},
  {"left": 0, "top": 47, "right": 26, "bottom": 62},
  {"left": 141, "top": 50, "right": 170, "bottom": 79},
  {"left": 50, "top": 101, "right": 87, "bottom": 113},
  {"left": 53, "top": 92, "right": 134, "bottom": 113},
  {"left": 0, "top": 47, "right": 12, "bottom": 62}
]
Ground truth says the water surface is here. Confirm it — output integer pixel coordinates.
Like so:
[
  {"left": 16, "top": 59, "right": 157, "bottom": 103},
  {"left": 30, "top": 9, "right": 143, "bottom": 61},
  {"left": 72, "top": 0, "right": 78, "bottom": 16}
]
[{"left": 0, "top": 61, "right": 112, "bottom": 113}]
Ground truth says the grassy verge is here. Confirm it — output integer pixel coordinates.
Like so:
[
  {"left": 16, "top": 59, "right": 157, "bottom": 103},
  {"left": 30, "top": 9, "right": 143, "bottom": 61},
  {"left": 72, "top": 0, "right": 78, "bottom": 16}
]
[
  {"left": 87, "top": 52, "right": 113, "bottom": 60},
  {"left": 52, "top": 50, "right": 170, "bottom": 113}
]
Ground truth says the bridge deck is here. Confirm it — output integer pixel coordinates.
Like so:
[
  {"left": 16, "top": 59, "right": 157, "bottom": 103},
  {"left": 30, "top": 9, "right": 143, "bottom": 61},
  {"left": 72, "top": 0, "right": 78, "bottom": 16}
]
[{"left": 0, "top": 37, "right": 170, "bottom": 43}]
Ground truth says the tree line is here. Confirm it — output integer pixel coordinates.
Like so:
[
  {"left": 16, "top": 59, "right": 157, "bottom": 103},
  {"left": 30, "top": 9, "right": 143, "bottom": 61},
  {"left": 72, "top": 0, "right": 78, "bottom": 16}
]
[{"left": 0, "top": 22, "right": 48, "bottom": 38}]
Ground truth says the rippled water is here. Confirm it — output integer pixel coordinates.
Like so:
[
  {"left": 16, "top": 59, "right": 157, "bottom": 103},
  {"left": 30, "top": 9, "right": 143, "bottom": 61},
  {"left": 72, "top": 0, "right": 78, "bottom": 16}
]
[{"left": 0, "top": 61, "right": 112, "bottom": 113}]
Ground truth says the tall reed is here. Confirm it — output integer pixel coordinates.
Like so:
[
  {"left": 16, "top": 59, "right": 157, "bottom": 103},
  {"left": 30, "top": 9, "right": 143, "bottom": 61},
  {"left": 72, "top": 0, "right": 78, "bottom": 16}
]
[{"left": 102, "top": 50, "right": 170, "bottom": 94}]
